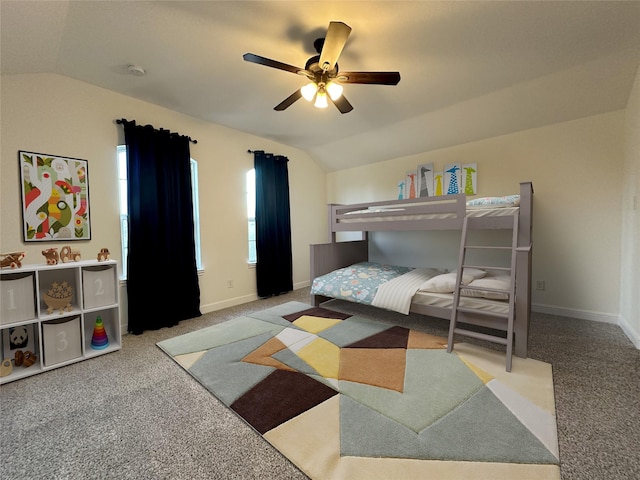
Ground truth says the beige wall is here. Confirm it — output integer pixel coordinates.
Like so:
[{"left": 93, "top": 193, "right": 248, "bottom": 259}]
[
  {"left": 0, "top": 74, "right": 328, "bottom": 329},
  {"left": 327, "top": 111, "right": 627, "bottom": 326},
  {"left": 621, "top": 62, "right": 640, "bottom": 347}
]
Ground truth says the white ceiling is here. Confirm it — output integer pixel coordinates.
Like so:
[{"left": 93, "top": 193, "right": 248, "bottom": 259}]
[{"left": 2, "top": 1, "right": 640, "bottom": 171}]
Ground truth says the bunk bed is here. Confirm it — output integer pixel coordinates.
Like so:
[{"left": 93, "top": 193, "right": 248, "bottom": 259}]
[{"left": 310, "top": 181, "right": 533, "bottom": 358}]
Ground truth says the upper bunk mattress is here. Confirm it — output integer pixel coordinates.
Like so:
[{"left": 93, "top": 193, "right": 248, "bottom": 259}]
[{"left": 338, "top": 205, "right": 519, "bottom": 224}]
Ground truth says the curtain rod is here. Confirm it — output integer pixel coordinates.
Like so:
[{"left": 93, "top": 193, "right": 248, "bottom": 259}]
[
  {"left": 116, "top": 118, "right": 197, "bottom": 144},
  {"left": 247, "top": 150, "right": 289, "bottom": 162}
]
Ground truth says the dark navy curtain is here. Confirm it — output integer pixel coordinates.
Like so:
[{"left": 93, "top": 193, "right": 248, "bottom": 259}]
[
  {"left": 254, "top": 151, "right": 293, "bottom": 297},
  {"left": 121, "top": 120, "right": 201, "bottom": 334}
]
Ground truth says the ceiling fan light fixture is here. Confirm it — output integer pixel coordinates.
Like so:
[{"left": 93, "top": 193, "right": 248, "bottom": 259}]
[
  {"left": 243, "top": 20, "right": 399, "bottom": 114},
  {"left": 326, "top": 81, "right": 343, "bottom": 101},
  {"left": 314, "top": 88, "right": 329, "bottom": 109},
  {"left": 301, "top": 82, "right": 317, "bottom": 101}
]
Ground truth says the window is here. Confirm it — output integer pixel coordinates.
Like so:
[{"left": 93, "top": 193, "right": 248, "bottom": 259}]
[
  {"left": 117, "top": 146, "right": 128, "bottom": 275},
  {"left": 117, "top": 145, "right": 202, "bottom": 278},
  {"left": 247, "top": 168, "right": 256, "bottom": 264}
]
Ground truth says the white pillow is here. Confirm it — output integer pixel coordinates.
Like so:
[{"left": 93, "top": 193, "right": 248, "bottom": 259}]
[
  {"left": 461, "top": 268, "right": 487, "bottom": 279},
  {"left": 460, "top": 273, "right": 511, "bottom": 300},
  {"left": 419, "top": 269, "right": 486, "bottom": 293}
]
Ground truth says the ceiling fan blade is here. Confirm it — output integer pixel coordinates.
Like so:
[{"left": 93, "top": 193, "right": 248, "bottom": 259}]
[
  {"left": 319, "top": 21, "right": 352, "bottom": 72},
  {"left": 243, "top": 53, "right": 304, "bottom": 75},
  {"left": 330, "top": 94, "right": 354, "bottom": 114},
  {"left": 274, "top": 90, "right": 303, "bottom": 111},
  {"left": 337, "top": 71, "right": 401, "bottom": 85}
]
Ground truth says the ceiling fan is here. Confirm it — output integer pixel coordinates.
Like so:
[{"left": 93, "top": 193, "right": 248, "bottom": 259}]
[{"left": 243, "top": 21, "right": 401, "bottom": 114}]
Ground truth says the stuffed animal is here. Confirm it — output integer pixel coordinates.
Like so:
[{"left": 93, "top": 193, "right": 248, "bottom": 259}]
[{"left": 42, "top": 248, "right": 59, "bottom": 265}]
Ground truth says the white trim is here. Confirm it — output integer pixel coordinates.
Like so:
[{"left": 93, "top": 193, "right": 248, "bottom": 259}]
[
  {"left": 293, "top": 280, "right": 310, "bottom": 290},
  {"left": 201, "top": 293, "right": 260, "bottom": 314},
  {"left": 532, "top": 302, "right": 639, "bottom": 349},
  {"left": 532, "top": 303, "right": 619, "bottom": 324},
  {"left": 618, "top": 315, "right": 640, "bottom": 349},
  {"left": 200, "top": 280, "right": 310, "bottom": 314}
]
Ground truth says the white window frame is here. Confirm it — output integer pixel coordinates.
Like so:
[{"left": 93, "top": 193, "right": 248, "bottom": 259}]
[
  {"left": 246, "top": 168, "right": 256, "bottom": 265},
  {"left": 117, "top": 145, "right": 202, "bottom": 279}
]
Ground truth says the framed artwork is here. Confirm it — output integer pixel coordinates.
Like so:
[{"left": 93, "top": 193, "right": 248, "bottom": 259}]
[
  {"left": 19, "top": 151, "right": 90, "bottom": 242},
  {"left": 444, "top": 163, "right": 462, "bottom": 195},
  {"left": 417, "top": 163, "right": 434, "bottom": 197},
  {"left": 405, "top": 170, "right": 418, "bottom": 199},
  {"left": 434, "top": 172, "right": 444, "bottom": 196},
  {"left": 397, "top": 179, "right": 406, "bottom": 199},
  {"left": 2, "top": 324, "right": 36, "bottom": 358},
  {"left": 461, "top": 163, "right": 478, "bottom": 195}
]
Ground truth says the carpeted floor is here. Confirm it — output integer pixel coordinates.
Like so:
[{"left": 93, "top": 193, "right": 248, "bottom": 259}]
[{"left": 0, "top": 288, "right": 638, "bottom": 479}]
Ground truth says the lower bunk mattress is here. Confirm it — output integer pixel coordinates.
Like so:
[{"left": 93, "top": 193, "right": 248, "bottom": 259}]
[{"left": 310, "top": 261, "right": 510, "bottom": 316}]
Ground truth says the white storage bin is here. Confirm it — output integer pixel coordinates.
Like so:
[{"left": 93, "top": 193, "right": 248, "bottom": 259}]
[
  {"left": 82, "top": 265, "right": 116, "bottom": 309},
  {"left": 1, "top": 273, "right": 36, "bottom": 325},
  {"left": 42, "top": 316, "right": 82, "bottom": 366}
]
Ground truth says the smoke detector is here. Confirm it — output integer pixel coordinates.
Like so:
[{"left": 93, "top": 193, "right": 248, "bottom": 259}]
[{"left": 127, "top": 64, "right": 146, "bottom": 76}]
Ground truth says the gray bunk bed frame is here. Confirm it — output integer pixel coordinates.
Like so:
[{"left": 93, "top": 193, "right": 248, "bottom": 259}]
[{"left": 310, "top": 181, "right": 534, "bottom": 358}]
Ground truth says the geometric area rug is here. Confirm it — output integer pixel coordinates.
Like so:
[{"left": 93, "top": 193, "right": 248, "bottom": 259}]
[{"left": 157, "top": 301, "right": 560, "bottom": 480}]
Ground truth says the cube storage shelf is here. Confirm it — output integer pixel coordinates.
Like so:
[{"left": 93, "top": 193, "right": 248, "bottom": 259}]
[{"left": 0, "top": 259, "right": 121, "bottom": 384}]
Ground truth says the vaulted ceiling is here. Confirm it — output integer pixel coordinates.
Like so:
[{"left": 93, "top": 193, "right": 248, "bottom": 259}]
[{"left": 2, "top": 1, "right": 640, "bottom": 171}]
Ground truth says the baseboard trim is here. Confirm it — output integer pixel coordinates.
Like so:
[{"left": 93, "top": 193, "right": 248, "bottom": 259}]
[
  {"left": 532, "top": 303, "right": 619, "bottom": 324},
  {"left": 294, "top": 280, "right": 311, "bottom": 290},
  {"left": 619, "top": 315, "right": 640, "bottom": 349},
  {"left": 201, "top": 293, "right": 259, "bottom": 314},
  {"left": 532, "top": 303, "right": 639, "bottom": 349},
  {"left": 201, "top": 280, "right": 311, "bottom": 315}
]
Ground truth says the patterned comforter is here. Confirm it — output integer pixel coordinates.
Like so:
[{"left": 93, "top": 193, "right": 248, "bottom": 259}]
[
  {"left": 311, "top": 262, "right": 441, "bottom": 314},
  {"left": 311, "top": 262, "right": 412, "bottom": 305}
]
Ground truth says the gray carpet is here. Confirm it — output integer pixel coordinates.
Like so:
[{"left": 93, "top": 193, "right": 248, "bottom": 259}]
[{"left": 1, "top": 288, "right": 638, "bottom": 480}]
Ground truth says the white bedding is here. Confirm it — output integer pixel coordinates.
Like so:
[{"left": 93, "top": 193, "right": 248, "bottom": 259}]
[
  {"left": 370, "top": 269, "right": 510, "bottom": 315},
  {"left": 371, "top": 268, "right": 441, "bottom": 315},
  {"left": 412, "top": 290, "right": 509, "bottom": 315}
]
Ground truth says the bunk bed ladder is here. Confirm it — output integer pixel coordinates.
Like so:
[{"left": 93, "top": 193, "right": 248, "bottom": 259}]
[{"left": 447, "top": 213, "right": 519, "bottom": 372}]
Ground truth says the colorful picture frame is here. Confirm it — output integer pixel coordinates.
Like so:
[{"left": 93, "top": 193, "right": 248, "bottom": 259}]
[
  {"left": 2, "top": 324, "right": 36, "bottom": 358},
  {"left": 444, "top": 163, "right": 462, "bottom": 195},
  {"left": 461, "top": 163, "right": 478, "bottom": 195},
  {"left": 405, "top": 170, "right": 418, "bottom": 199},
  {"left": 19, "top": 151, "right": 90, "bottom": 242},
  {"left": 417, "top": 163, "right": 434, "bottom": 197}
]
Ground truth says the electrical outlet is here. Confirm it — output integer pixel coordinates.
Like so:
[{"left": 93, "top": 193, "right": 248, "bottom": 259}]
[
  {"left": 536, "top": 280, "right": 545, "bottom": 291},
  {"left": 227, "top": 279, "right": 234, "bottom": 288}
]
